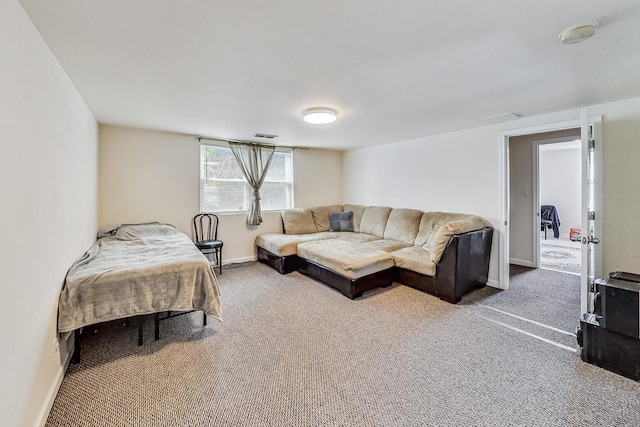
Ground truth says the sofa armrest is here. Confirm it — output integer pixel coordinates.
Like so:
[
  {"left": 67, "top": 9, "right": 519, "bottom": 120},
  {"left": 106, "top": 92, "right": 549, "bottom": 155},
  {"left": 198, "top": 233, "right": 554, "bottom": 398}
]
[{"left": 435, "top": 227, "right": 494, "bottom": 302}]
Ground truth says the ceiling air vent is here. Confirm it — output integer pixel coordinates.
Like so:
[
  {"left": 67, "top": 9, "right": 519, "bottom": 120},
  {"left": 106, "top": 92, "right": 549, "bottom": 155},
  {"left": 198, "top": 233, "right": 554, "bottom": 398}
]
[
  {"left": 254, "top": 133, "right": 279, "bottom": 139},
  {"left": 481, "top": 113, "right": 521, "bottom": 124}
]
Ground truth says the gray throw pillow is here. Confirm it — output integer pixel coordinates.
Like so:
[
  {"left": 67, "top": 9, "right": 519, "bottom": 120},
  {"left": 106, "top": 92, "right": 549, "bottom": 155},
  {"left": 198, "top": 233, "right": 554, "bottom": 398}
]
[{"left": 329, "top": 211, "right": 353, "bottom": 232}]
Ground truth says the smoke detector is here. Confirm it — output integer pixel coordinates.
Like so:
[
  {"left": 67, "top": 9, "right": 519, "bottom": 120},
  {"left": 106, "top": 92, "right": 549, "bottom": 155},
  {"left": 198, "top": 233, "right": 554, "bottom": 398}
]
[{"left": 559, "top": 21, "right": 598, "bottom": 45}]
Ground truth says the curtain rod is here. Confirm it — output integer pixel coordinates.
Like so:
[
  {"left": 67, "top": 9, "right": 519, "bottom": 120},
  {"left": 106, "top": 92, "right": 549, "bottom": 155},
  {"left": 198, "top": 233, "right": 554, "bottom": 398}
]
[{"left": 196, "top": 135, "right": 308, "bottom": 150}]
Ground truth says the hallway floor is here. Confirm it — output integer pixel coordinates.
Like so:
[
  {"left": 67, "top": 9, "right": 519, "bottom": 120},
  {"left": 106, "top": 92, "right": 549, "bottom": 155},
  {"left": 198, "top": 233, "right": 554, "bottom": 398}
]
[{"left": 540, "top": 234, "right": 581, "bottom": 275}]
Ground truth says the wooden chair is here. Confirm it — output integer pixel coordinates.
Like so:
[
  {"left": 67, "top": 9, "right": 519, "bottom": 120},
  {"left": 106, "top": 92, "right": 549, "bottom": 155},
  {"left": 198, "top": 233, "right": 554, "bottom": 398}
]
[{"left": 193, "top": 213, "right": 223, "bottom": 274}]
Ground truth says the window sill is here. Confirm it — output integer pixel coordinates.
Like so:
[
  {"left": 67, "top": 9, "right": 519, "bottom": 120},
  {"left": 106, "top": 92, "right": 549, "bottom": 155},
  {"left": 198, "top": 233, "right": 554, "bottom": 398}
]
[{"left": 214, "top": 209, "right": 287, "bottom": 216}]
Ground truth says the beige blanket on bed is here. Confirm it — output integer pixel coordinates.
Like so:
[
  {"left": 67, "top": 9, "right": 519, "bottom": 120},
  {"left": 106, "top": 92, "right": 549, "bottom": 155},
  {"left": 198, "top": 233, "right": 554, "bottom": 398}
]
[{"left": 58, "top": 223, "right": 222, "bottom": 333}]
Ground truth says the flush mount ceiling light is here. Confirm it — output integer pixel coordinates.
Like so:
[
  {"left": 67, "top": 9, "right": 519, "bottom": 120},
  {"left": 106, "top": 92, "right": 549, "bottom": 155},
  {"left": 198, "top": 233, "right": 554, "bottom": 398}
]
[
  {"left": 559, "top": 21, "right": 598, "bottom": 44},
  {"left": 303, "top": 108, "right": 337, "bottom": 124}
]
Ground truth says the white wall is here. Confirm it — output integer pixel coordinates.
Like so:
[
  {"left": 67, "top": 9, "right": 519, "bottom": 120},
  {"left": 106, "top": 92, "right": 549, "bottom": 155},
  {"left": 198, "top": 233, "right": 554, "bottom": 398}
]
[
  {"left": 98, "top": 125, "right": 343, "bottom": 263},
  {"left": 292, "top": 148, "right": 344, "bottom": 208},
  {"left": 540, "top": 145, "right": 581, "bottom": 238},
  {"left": 599, "top": 98, "right": 640, "bottom": 274},
  {"left": 344, "top": 97, "right": 640, "bottom": 286},
  {"left": 0, "top": 1, "right": 98, "bottom": 426}
]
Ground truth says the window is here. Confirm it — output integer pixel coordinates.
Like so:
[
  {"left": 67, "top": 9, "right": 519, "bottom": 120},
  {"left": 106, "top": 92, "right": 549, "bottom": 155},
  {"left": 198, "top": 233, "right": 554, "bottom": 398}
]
[{"left": 200, "top": 144, "right": 293, "bottom": 213}]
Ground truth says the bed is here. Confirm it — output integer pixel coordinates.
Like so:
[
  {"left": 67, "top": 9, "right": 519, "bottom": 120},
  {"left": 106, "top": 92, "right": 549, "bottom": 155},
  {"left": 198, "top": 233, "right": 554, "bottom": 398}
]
[{"left": 58, "top": 223, "right": 223, "bottom": 361}]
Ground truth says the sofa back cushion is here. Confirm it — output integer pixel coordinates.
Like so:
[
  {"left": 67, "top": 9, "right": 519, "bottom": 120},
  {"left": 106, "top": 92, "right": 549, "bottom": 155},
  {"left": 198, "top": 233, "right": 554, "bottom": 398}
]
[
  {"left": 343, "top": 204, "right": 367, "bottom": 232},
  {"left": 281, "top": 208, "right": 317, "bottom": 234},
  {"left": 417, "top": 212, "right": 488, "bottom": 263},
  {"left": 359, "top": 206, "right": 392, "bottom": 237},
  {"left": 414, "top": 212, "right": 448, "bottom": 246},
  {"left": 310, "top": 205, "right": 343, "bottom": 232},
  {"left": 383, "top": 208, "right": 424, "bottom": 243}
]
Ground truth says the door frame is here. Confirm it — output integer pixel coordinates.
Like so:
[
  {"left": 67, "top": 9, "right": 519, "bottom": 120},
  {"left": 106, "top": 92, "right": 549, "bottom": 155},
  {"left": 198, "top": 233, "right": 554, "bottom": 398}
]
[
  {"left": 499, "top": 118, "right": 582, "bottom": 290},
  {"left": 532, "top": 134, "right": 581, "bottom": 268},
  {"left": 580, "top": 114, "right": 603, "bottom": 314}
]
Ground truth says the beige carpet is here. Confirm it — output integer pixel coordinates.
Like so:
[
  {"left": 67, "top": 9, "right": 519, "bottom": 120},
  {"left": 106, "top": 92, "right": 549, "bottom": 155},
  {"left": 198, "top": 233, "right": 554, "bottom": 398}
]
[{"left": 46, "top": 262, "right": 640, "bottom": 426}]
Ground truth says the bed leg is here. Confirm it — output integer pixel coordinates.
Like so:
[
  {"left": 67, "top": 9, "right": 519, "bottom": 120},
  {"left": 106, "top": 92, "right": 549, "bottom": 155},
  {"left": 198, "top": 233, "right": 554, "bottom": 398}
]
[
  {"left": 203, "top": 311, "right": 207, "bottom": 326},
  {"left": 138, "top": 317, "right": 144, "bottom": 346},
  {"left": 154, "top": 313, "right": 160, "bottom": 341},
  {"left": 72, "top": 329, "right": 82, "bottom": 364}
]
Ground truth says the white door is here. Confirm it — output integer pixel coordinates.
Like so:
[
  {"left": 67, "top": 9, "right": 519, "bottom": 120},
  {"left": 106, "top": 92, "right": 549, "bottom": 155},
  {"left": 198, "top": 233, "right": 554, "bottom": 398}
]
[{"left": 580, "top": 114, "right": 603, "bottom": 314}]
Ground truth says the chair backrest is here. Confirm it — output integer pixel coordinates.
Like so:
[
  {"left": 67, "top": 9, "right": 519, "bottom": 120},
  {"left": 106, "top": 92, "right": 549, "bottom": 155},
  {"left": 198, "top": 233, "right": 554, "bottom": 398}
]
[
  {"left": 541, "top": 205, "right": 555, "bottom": 221},
  {"left": 193, "top": 213, "right": 219, "bottom": 243}
]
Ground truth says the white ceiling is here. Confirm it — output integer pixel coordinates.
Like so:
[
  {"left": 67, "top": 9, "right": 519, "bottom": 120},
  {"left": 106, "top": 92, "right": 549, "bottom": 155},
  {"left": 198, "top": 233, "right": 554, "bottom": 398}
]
[{"left": 18, "top": 0, "right": 640, "bottom": 150}]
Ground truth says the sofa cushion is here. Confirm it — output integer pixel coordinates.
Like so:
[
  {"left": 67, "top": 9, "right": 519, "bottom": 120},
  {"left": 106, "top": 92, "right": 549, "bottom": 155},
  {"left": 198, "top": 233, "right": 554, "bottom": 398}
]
[
  {"left": 383, "top": 208, "right": 424, "bottom": 243},
  {"left": 336, "top": 233, "right": 381, "bottom": 244},
  {"left": 343, "top": 204, "right": 367, "bottom": 232},
  {"left": 359, "top": 206, "right": 392, "bottom": 237},
  {"left": 356, "top": 239, "right": 411, "bottom": 253},
  {"left": 414, "top": 212, "right": 448, "bottom": 247},
  {"left": 311, "top": 205, "right": 343, "bottom": 232},
  {"left": 282, "top": 208, "right": 317, "bottom": 235},
  {"left": 390, "top": 246, "right": 436, "bottom": 276},
  {"left": 256, "top": 232, "right": 344, "bottom": 256},
  {"left": 297, "top": 240, "right": 394, "bottom": 279},
  {"left": 329, "top": 211, "right": 354, "bottom": 232},
  {"left": 423, "top": 214, "right": 488, "bottom": 263}
]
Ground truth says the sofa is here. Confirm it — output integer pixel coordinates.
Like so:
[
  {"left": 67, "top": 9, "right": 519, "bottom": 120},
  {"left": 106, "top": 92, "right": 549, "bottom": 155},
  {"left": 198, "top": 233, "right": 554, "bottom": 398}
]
[{"left": 255, "top": 204, "right": 493, "bottom": 303}]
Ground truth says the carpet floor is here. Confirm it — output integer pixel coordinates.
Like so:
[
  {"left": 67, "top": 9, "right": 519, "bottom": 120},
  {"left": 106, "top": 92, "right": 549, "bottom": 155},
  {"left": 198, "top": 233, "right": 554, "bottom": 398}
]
[{"left": 46, "top": 262, "right": 640, "bottom": 426}]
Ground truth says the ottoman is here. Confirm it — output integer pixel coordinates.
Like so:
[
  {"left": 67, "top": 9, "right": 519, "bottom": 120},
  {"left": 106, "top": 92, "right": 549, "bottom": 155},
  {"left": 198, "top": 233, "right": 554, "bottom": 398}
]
[{"left": 296, "top": 240, "right": 395, "bottom": 299}]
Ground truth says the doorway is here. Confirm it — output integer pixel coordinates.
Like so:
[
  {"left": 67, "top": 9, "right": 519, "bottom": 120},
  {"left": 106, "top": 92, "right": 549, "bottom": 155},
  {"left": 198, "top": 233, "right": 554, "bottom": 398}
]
[
  {"left": 500, "top": 115, "right": 603, "bottom": 316},
  {"left": 493, "top": 116, "right": 602, "bottom": 349},
  {"left": 508, "top": 128, "right": 581, "bottom": 272},
  {"left": 499, "top": 127, "right": 584, "bottom": 342},
  {"left": 536, "top": 137, "right": 582, "bottom": 275}
]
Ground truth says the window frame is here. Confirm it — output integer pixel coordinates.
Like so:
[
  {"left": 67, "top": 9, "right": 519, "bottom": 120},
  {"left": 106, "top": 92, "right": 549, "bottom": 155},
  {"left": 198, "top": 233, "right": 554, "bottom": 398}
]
[{"left": 199, "top": 143, "right": 294, "bottom": 214}]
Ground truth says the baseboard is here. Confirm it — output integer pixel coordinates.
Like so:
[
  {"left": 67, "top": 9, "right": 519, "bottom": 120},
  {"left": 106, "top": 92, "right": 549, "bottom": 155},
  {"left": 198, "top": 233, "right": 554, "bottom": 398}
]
[
  {"left": 223, "top": 255, "right": 257, "bottom": 265},
  {"left": 509, "top": 258, "right": 534, "bottom": 268},
  {"left": 34, "top": 335, "right": 74, "bottom": 427},
  {"left": 487, "top": 278, "right": 502, "bottom": 289}
]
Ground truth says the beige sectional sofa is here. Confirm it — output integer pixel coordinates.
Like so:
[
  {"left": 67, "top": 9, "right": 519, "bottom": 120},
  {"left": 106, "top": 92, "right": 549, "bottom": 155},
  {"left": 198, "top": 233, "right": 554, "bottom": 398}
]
[{"left": 255, "top": 204, "right": 493, "bottom": 303}]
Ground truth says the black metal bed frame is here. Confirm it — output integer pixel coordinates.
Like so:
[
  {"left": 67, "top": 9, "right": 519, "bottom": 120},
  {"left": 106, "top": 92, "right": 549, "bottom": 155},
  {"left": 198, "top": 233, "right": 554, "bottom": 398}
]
[{"left": 72, "top": 310, "right": 207, "bottom": 364}]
